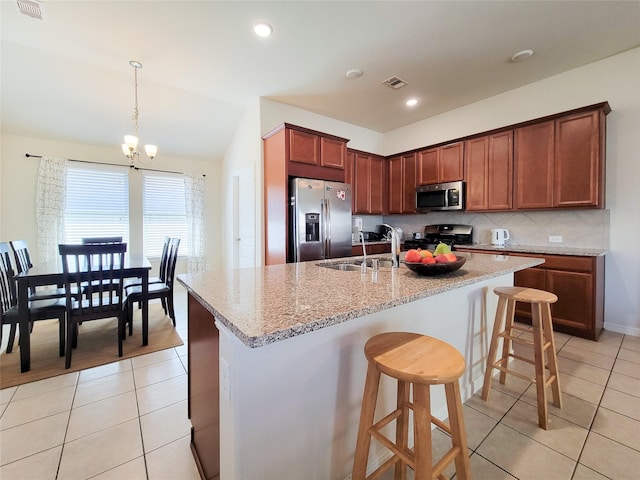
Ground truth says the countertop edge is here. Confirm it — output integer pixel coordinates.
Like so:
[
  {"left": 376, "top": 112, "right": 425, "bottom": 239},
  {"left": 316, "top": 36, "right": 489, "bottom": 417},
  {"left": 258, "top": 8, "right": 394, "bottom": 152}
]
[
  {"left": 456, "top": 244, "right": 609, "bottom": 257},
  {"left": 178, "top": 254, "right": 543, "bottom": 349}
]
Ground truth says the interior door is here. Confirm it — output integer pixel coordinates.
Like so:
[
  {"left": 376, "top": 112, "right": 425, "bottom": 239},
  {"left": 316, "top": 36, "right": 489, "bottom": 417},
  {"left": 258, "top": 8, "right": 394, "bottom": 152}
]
[{"left": 232, "top": 165, "right": 255, "bottom": 269}]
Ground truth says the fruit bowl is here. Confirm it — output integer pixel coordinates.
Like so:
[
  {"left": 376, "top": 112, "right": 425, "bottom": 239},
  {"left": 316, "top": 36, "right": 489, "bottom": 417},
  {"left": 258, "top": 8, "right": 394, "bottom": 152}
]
[{"left": 403, "top": 255, "right": 467, "bottom": 276}]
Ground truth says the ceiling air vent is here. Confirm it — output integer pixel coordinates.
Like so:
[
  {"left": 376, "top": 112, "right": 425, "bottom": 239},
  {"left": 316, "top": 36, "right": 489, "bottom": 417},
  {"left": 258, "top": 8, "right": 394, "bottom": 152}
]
[
  {"left": 17, "top": 0, "right": 45, "bottom": 20},
  {"left": 383, "top": 76, "right": 408, "bottom": 90}
]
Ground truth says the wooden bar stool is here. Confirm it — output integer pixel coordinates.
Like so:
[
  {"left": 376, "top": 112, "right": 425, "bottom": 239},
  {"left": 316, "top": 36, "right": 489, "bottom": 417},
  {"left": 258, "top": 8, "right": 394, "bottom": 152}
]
[
  {"left": 352, "top": 332, "right": 471, "bottom": 480},
  {"left": 482, "top": 286, "right": 562, "bottom": 429}
]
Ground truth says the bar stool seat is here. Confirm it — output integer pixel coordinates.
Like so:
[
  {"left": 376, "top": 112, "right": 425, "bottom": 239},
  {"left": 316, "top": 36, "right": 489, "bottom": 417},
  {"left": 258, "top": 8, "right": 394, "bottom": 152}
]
[
  {"left": 482, "top": 286, "right": 562, "bottom": 429},
  {"left": 352, "top": 332, "right": 471, "bottom": 480}
]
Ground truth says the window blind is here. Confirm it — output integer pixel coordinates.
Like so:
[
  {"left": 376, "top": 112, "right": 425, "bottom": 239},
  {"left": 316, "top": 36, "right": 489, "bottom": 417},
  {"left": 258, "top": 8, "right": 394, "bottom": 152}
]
[
  {"left": 143, "top": 173, "right": 188, "bottom": 257},
  {"left": 65, "top": 166, "right": 129, "bottom": 244}
]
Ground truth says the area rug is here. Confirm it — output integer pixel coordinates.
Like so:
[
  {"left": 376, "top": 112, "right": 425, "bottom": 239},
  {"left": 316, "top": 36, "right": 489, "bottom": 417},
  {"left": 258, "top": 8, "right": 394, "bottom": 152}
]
[{"left": 0, "top": 303, "right": 183, "bottom": 389}]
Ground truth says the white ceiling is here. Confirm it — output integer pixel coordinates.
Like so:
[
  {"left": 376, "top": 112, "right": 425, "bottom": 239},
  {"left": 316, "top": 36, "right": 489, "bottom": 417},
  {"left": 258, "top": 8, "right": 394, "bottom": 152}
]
[{"left": 2, "top": 1, "right": 639, "bottom": 161}]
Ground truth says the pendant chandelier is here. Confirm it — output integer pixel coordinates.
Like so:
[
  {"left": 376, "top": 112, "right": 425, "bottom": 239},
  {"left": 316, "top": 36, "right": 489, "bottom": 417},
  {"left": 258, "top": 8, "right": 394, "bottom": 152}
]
[{"left": 122, "top": 60, "right": 157, "bottom": 163}]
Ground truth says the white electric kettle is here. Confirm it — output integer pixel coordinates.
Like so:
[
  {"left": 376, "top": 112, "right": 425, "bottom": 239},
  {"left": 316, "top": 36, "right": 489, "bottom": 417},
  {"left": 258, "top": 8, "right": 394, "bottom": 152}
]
[{"left": 491, "top": 228, "right": 510, "bottom": 247}]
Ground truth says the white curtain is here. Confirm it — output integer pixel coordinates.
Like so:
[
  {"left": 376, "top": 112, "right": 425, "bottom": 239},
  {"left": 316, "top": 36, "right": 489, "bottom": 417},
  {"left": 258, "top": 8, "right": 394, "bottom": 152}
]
[
  {"left": 36, "top": 157, "right": 68, "bottom": 263},
  {"left": 184, "top": 174, "right": 205, "bottom": 272}
]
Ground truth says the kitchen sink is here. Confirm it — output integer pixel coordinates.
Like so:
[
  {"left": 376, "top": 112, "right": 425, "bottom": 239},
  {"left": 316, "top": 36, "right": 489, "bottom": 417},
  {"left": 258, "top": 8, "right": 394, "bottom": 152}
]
[
  {"left": 353, "top": 258, "right": 395, "bottom": 268},
  {"left": 319, "top": 257, "right": 396, "bottom": 271},
  {"left": 319, "top": 263, "right": 363, "bottom": 271}
]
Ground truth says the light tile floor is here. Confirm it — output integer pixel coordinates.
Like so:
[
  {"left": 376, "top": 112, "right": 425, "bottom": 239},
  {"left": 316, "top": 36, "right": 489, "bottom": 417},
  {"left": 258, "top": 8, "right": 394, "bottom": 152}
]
[
  {"left": 0, "top": 287, "right": 198, "bottom": 480},
  {"left": 1, "top": 286, "right": 640, "bottom": 479}
]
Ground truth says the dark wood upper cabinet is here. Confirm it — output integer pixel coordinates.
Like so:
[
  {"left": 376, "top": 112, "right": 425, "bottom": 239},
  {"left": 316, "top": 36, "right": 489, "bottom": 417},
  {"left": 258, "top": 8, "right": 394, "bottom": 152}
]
[
  {"left": 320, "top": 136, "right": 347, "bottom": 170},
  {"left": 284, "top": 125, "right": 347, "bottom": 182},
  {"left": 514, "top": 121, "right": 555, "bottom": 209},
  {"left": 289, "top": 128, "right": 319, "bottom": 166},
  {"left": 554, "top": 110, "right": 605, "bottom": 208},
  {"left": 353, "top": 151, "right": 385, "bottom": 215},
  {"left": 417, "top": 142, "right": 464, "bottom": 185},
  {"left": 515, "top": 106, "right": 607, "bottom": 210},
  {"left": 465, "top": 131, "right": 513, "bottom": 211},
  {"left": 388, "top": 153, "right": 417, "bottom": 214}
]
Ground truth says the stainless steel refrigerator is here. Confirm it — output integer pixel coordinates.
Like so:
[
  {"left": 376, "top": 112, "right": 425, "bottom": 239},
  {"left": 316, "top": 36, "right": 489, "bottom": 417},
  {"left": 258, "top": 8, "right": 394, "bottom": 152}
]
[{"left": 290, "top": 178, "right": 352, "bottom": 262}]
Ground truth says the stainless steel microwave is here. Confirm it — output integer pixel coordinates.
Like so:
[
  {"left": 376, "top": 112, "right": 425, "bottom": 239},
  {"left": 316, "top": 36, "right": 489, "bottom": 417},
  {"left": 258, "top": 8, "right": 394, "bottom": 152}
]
[{"left": 416, "top": 181, "right": 465, "bottom": 212}]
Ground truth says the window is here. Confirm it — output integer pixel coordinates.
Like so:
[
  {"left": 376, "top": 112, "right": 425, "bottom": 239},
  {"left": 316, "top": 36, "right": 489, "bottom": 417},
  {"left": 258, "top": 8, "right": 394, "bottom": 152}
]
[
  {"left": 143, "top": 173, "right": 189, "bottom": 257},
  {"left": 65, "top": 165, "right": 129, "bottom": 244}
]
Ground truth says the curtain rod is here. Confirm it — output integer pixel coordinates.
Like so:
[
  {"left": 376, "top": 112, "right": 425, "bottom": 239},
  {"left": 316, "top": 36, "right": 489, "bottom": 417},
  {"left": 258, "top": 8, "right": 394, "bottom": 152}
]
[{"left": 25, "top": 154, "right": 205, "bottom": 177}]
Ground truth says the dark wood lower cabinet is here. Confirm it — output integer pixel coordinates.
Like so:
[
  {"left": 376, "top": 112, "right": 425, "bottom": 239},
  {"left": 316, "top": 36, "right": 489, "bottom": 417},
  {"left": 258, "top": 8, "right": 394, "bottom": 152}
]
[
  {"left": 512, "top": 253, "right": 604, "bottom": 340},
  {"left": 187, "top": 293, "right": 220, "bottom": 480},
  {"left": 352, "top": 243, "right": 391, "bottom": 256},
  {"left": 456, "top": 249, "right": 605, "bottom": 340}
]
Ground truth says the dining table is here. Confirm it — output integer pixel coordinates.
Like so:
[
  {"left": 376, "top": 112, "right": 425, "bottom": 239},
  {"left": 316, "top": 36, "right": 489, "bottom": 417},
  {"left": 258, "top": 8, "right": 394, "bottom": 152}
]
[{"left": 14, "top": 253, "right": 152, "bottom": 372}]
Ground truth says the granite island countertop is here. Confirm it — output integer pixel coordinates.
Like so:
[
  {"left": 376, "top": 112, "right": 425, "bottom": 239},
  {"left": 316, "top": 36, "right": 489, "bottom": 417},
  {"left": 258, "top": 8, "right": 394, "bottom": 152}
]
[
  {"left": 177, "top": 251, "right": 543, "bottom": 349},
  {"left": 456, "top": 243, "right": 608, "bottom": 257}
]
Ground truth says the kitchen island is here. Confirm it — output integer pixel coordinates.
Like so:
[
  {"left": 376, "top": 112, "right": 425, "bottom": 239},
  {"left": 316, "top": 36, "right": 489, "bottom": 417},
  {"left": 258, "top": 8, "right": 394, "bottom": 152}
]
[{"left": 178, "top": 252, "right": 543, "bottom": 480}]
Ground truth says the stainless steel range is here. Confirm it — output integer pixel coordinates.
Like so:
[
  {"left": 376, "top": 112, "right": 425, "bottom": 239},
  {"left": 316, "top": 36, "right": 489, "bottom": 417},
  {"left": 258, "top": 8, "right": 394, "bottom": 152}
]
[{"left": 404, "top": 224, "right": 473, "bottom": 251}]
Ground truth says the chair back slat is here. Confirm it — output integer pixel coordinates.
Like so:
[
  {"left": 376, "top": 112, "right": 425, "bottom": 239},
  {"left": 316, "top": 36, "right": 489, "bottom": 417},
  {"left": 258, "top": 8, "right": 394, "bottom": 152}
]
[
  {"left": 59, "top": 243, "right": 127, "bottom": 317},
  {"left": 9, "top": 240, "right": 33, "bottom": 274},
  {"left": 0, "top": 242, "right": 17, "bottom": 314}
]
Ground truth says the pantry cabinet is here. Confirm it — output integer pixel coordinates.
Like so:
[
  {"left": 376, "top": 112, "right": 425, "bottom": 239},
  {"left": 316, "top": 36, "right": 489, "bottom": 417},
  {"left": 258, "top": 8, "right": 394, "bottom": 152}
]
[
  {"left": 514, "top": 107, "right": 607, "bottom": 209},
  {"left": 417, "top": 142, "right": 464, "bottom": 185},
  {"left": 388, "top": 153, "right": 417, "bottom": 214},
  {"left": 464, "top": 131, "right": 513, "bottom": 211}
]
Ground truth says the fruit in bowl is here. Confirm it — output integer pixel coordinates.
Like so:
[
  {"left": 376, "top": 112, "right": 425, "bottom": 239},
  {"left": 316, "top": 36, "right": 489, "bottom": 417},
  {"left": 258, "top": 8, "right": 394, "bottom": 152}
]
[
  {"left": 421, "top": 256, "right": 436, "bottom": 264},
  {"left": 404, "top": 248, "right": 423, "bottom": 263},
  {"left": 435, "top": 253, "right": 457, "bottom": 263},
  {"left": 403, "top": 250, "right": 466, "bottom": 276}
]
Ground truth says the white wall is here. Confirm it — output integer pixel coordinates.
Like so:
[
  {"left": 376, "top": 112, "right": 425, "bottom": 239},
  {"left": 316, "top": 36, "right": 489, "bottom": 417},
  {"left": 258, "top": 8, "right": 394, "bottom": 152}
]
[
  {"left": 0, "top": 133, "right": 221, "bottom": 272},
  {"left": 220, "top": 99, "right": 262, "bottom": 268},
  {"left": 383, "top": 48, "right": 640, "bottom": 336},
  {"left": 260, "top": 98, "right": 385, "bottom": 154}
]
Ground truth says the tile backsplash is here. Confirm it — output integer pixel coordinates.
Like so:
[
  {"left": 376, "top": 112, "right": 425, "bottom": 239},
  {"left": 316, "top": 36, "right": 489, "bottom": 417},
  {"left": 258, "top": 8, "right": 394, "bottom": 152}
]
[{"left": 357, "top": 209, "right": 610, "bottom": 249}]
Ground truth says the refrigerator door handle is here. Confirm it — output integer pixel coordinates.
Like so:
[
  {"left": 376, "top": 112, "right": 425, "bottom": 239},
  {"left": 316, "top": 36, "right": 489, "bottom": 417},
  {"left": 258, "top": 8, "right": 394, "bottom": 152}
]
[{"left": 323, "top": 198, "right": 330, "bottom": 258}]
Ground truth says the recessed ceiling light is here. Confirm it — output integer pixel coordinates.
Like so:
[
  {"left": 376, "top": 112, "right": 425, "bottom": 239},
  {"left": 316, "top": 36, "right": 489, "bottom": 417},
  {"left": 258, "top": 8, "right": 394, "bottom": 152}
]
[
  {"left": 406, "top": 98, "right": 418, "bottom": 107},
  {"left": 254, "top": 23, "right": 273, "bottom": 37},
  {"left": 345, "top": 68, "right": 363, "bottom": 79},
  {"left": 510, "top": 49, "right": 534, "bottom": 63}
]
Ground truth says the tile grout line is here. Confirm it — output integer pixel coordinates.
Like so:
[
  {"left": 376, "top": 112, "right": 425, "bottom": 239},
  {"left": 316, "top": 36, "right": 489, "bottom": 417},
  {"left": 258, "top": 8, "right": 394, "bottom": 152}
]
[
  {"left": 131, "top": 357, "right": 151, "bottom": 480},
  {"left": 567, "top": 333, "right": 624, "bottom": 480},
  {"left": 55, "top": 371, "right": 80, "bottom": 480}
]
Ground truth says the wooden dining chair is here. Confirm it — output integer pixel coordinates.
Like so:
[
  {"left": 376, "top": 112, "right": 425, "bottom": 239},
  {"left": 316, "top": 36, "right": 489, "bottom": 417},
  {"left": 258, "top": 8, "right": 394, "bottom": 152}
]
[
  {"left": 58, "top": 242, "right": 127, "bottom": 368},
  {"left": 10, "top": 239, "right": 68, "bottom": 301},
  {"left": 124, "top": 236, "right": 170, "bottom": 310},
  {"left": 80, "top": 236, "right": 124, "bottom": 244},
  {"left": 124, "top": 237, "right": 180, "bottom": 334},
  {"left": 1, "top": 242, "right": 66, "bottom": 356},
  {"left": 125, "top": 236, "right": 169, "bottom": 289},
  {"left": 77, "top": 237, "right": 125, "bottom": 298}
]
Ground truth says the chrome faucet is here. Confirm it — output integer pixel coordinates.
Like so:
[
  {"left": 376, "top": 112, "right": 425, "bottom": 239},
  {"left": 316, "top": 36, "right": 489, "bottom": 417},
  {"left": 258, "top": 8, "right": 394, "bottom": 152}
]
[
  {"left": 359, "top": 231, "right": 367, "bottom": 271},
  {"left": 382, "top": 224, "right": 401, "bottom": 267}
]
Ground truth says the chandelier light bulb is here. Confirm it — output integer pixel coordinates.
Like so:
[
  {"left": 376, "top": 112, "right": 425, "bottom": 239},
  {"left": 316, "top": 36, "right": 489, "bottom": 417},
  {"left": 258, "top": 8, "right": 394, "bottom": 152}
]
[
  {"left": 124, "top": 135, "right": 138, "bottom": 150},
  {"left": 145, "top": 144, "right": 158, "bottom": 159}
]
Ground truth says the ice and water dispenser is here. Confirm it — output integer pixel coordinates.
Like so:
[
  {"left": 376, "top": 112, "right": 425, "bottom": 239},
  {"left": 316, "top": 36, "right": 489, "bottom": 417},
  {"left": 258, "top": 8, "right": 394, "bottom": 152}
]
[{"left": 305, "top": 213, "right": 320, "bottom": 242}]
